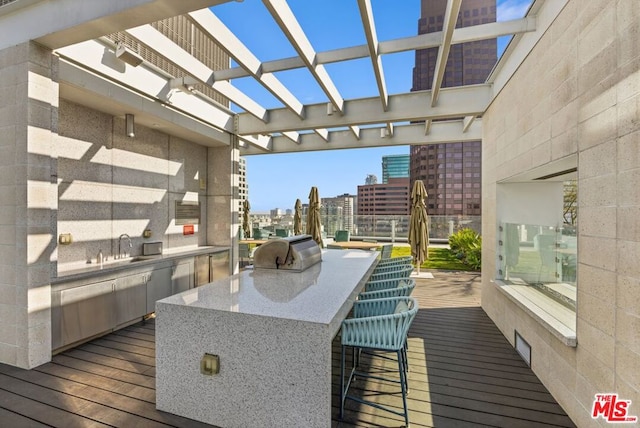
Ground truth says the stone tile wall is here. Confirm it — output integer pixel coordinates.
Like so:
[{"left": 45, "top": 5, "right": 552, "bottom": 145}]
[
  {"left": 482, "top": 1, "right": 639, "bottom": 426},
  {"left": 56, "top": 100, "right": 208, "bottom": 269}
]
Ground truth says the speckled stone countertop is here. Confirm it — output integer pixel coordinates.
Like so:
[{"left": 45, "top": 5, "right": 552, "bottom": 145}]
[
  {"left": 53, "top": 246, "right": 229, "bottom": 283},
  {"left": 159, "top": 249, "right": 378, "bottom": 331}
]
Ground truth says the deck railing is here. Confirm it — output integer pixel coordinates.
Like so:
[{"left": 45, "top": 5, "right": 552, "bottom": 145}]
[{"left": 251, "top": 214, "right": 481, "bottom": 242}]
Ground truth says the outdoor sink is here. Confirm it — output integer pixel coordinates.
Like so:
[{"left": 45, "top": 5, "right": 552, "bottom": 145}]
[{"left": 125, "top": 255, "right": 160, "bottom": 263}]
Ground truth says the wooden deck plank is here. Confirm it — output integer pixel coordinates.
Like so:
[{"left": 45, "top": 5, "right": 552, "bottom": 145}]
[
  {"left": 75, "top": 343, "right": 156, "bottom": 368},
  {"left": 0, "top": 407, "right": 53, "bottom": 428},
  {"left": 35, "top": 361, "right": 156, "bottom": 403},
  {"left": 0, "top": 271, "right": 576, "bottom": 428},
  {"left": 0, "top": 372, "right": 147, "bottom": 428},
  {"left": 51, "top": 354, "right": 155, "bottom": 389}
]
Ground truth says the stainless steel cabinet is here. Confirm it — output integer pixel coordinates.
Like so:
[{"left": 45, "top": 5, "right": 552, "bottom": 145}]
[
  {"left": 195, "top": 251, "right": 230, "bottom": 286},
  {"left": 146, "top": 266, "right": 172, "bottom": 314},
  {"left": 115, "top": 272, "right": 147, "bottom": 326},
  {"left": 172, "top": 260, "right": 193, "bottom": 294},
  {"left": 210, "top": 250, "right": 230, "bottom": 282},
  {"left": 53, "top": 279, "right": 115, "bottom": 350}
]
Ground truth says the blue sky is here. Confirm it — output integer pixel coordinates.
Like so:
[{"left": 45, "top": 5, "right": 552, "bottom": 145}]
[{"left": 214, "top": 0, "right": 532, "bottom": 211}]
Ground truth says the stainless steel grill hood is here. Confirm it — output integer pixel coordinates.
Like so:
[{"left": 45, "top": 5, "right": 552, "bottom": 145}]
[{"left": 252, "top": 235, "right": 322, "bottom": 271}]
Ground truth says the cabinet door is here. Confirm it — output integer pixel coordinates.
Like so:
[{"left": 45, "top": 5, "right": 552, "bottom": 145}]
[
  {"left": 172, "top": 260, "right": 193, "bottom": 295},
  {"left": 209, "top": 250, "right": 230, "bottom": 281},
  {"left": 146, "top": 266, "right": 172, "bottom": 314},
  {"left": 115, "top": 273, "right": 147, "bottom": 326},
  {"left": 57, "top": 279, "right": 115, "bottom": 349}
]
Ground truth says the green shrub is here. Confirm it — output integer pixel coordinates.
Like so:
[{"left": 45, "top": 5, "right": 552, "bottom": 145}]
[{"left": 448, "top": 228, "right": 482, "bottom": 270}]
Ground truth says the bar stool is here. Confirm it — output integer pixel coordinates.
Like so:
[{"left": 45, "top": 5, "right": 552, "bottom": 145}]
[
  {"left": 368, "top": 265, "right": 413, "bottom": 282},
  {"left": 340, "top": 296, "right": 418, "bottom": 428},
  {"left": 376, "top": 255, "right": 413, "bottom": 267},
  {"left": 359, "top": 278, "right": 415, "bottom": 300}
]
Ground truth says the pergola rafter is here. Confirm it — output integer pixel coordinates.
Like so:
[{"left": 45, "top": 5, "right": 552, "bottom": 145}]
[
  {"left": 357, "top": 0, "right": 388, "bottom": 112},
  {"left": 188, "top": 9, "right": 305, "bottom": 119},
  {"left": 431, "top": 0, "right": 462, "bottom": 107},
  {"left": 262, "top": 0, "right": 345, "bottom": 114}
]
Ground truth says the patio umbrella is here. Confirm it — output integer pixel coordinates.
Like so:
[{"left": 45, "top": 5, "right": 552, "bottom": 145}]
[
  {"left": 306, "top": 187, "right": 323, "bottom": 248},
  {"left": 242, "top": 199, "right": 251, "bottom": 239},
  {"left": 408, "top": 180, "right": 429, "bottom": 274},
  {"left": 294, "top": 198, "right": 303, "bottom": 235}
]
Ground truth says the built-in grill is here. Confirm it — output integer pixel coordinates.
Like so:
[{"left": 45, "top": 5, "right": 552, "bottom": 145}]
[{"left": 252, "top": 235, "right": 322, "bottom": 272}]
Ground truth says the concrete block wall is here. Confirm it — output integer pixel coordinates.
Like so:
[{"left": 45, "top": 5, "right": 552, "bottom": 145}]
[
  {"left": 56, "top": 100, "right": 209, "bottom": 271},
  {"left": 482, "top": 0, "right": 639, "bottom": 426}
]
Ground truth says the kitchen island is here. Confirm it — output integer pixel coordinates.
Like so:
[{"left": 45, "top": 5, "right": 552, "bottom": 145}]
[{"left": 155, "top": 249, "right": 378, "bottom": 428}]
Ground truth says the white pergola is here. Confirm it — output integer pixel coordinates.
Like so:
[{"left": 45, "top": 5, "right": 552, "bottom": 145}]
[{"left": 1, "top": 0, "right": 566, "bottom": 156}]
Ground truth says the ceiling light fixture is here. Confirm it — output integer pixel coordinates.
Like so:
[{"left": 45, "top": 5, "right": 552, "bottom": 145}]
[
  {"left": 125, "top": 114, "right": 135, "bottom": 138},
  {"left": 115, "top": 43, "right": 144, "bottom": 67}
]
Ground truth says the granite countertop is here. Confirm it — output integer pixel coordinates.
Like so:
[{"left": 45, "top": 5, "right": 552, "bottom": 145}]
[
  {"left": 158, "top": 249, "right": 378, "bottom": 327},
  {"left": 53, "top": 246, "right": 230, "bottom": 283}
]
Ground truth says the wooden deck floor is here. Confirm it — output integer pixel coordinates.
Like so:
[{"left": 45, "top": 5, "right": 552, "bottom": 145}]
[{"left": 0, "top": 271, "right": 576, "bottom": 428}]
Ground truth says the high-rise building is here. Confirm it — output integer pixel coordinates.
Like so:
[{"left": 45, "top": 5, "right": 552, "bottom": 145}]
[
  {"left": 382, "top": 154, "right": 410, "bottom": 183},
  {"left": 410, "top": 0, "right": 496, "bottom": 216},
  {"left": 238, "top": 157, "right": 248, "bottom": 213},
  {"left": 365, "top": 174, "right": 378, "bottom": 185},
  {"left": 322, "top": 193, "right": 356, "bottom": 234},
  {"left": 357, "top": 178, "right": 410, "bottom": 235}
]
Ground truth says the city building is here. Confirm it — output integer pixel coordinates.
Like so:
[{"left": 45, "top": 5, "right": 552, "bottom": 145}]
[
  {"left": 357, "top": 178, "right": 410, "bottom": 237},
  {"left": 238, "top": 157, "right": 248, "bottom": 213},
  {"left": 269, "top": 208, "right": 282, "bottom": 218},
  {"left": 381, "top": 154, "right": 409, "bottom": 183},
  {"left": 322, "top": 193, "right": 356, "bottom": 235},
  {"left": 409, "top": 0, "right": 496, "bottom": 216},
  {"left": 364, "top": 174, "right": 378, "bottom": 185}
]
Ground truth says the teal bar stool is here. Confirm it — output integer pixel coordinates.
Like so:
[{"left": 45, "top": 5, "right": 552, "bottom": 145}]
[
  {"left": 364, "top": 277, "right": 412, "bottom": 293},
  {"left": 373, "top": 263, "right": 412, "bottom": 275},
  {"left": 379, "top": 243, "right": 393, "bottom": 259},
  {"left": 340, "top": 296, "right": 418, "bottom": 427},
  {"left": 367, "top": 265, "right": 413, "bottom": 282},
  {"left": 377, "top": 255, "right": 413, "bottom": 267},
  {"left": 359, "top": 278, "right": 415, "bottom": 300}
]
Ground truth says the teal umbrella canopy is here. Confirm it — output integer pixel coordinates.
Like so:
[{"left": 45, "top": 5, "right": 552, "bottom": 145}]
[
  {"left": 306, "top": 187, "right": 323, "bottom": 248},
  {"left": 408, "top": 180, "right": 429, "bottom": 273}
]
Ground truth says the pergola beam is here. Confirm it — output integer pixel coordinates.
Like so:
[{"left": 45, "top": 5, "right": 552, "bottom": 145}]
[
  {"left": 262, "top": 0, "right": 345, "bottom": 113},
  {"left": 188, "top": 9, "right": 305, "bottom": 119},
  {"left": 431, "top": 0, "right": 462, "bottom": 107},
  {"left": 357, "top": 0, "right": 388, "bottom": 111},
  {"left": 237, "top": 84, "right": 491, "bottom": 134},
  {"left": 240, "top": 120, "right": 482, "bottom": 155}
]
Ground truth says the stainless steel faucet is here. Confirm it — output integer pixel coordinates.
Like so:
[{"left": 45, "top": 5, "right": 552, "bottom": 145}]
[{"left": 118, "top": 234, "right": 132, "bottom": 259}]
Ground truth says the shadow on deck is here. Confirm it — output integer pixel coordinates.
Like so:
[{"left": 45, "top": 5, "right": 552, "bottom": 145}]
[{"left": 0, "top": 271, "right": 575, "bottom": 427}]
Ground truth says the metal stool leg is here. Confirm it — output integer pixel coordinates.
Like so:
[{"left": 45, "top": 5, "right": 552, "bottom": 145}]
[
  {"left": 340, "top": 345, "right": 346, "bottom": 419},
  {"left": 398, "top": 349, "right": 410, "bottom": 427}
]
